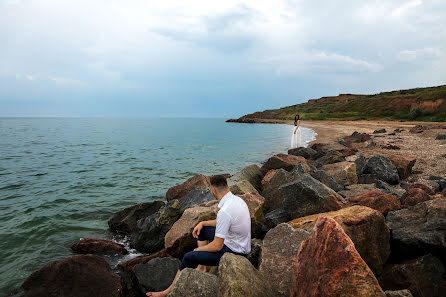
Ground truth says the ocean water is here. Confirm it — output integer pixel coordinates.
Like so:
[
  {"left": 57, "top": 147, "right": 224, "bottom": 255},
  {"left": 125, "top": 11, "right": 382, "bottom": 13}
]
[{"left": 0, "top": 117, "right": 316, "bottom": 296}]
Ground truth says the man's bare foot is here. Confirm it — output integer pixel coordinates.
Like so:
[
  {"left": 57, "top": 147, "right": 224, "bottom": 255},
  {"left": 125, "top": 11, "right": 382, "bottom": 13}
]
[
  {"left": 146, "top": 290, "right": 168, "bottom": 297},
  {"left": 195, "top": 265, "right": 207, "bottom": 272}
]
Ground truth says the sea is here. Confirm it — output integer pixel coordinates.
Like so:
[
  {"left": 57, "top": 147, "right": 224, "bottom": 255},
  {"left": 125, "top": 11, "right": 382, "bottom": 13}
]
[{"left": 0, "top": 117, "right": 316, "bottom": 296}]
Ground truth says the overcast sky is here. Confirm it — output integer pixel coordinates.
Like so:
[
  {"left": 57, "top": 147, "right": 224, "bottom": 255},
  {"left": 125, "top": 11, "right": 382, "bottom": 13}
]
[{"left": 1, "top": 0, "right": 445, "bottom": 117}]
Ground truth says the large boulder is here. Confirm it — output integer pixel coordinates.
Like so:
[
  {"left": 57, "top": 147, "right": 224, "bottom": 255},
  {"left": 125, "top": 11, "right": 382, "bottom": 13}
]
[
  {"left": 261, "top": 168, "right": 304, "bottom": 213},
  {"left": 229, "top": 164, "right": 264, "bottom": 192},
  {"left": 262, "top": 207, "right": 291, "bottom": 232},
  {"left": 290, "top": 216, "right": 386, "bottom": 297},
  {"left": 166, "top": 174, "right": 210, "bottom": 202},
  {"left": 132, "top": 257, "right": 180, "bottom": 295},
  {"left": 321, "top": 161, "right": 358, "bottom": 186},
  {"left": 21, "top": 254, "right": 124, "bottom": 297},
  {"left": 239, "top": 193, "right": 265, "bottom": 237},
  {"left": 355, "top": 155, "right": 367, "bottom": 175},
  {"left": 108, "top": 201, "right": 165, "bottom": 234},
  {"left": 365, "top": 155, "right": 400, "bottom": 185},
  {"left": 228, "top": 179, "right": 259, "bottom": 195},
  {"left": 313, "top": 150, "right": 346, "bottom": 168},
  {"left": 117, "top": 248, "right": 173, "bottom": 273},
  {"left": 309, "top": 169, "right": 344, "bottom": 192},
  {"left": 165, "top": 201, "right": 218, "bottom": 258},
  {"left": 130, "top": 200, "right": 181, "bottom": 253},
  {"left": 178, "top": 189, "right": 216, "bottom": 214},
  {"left": 167, "top": 268, "right": 218, "bottom": 297},
  {"left": 260, "top": 153, "right": 310, "bottom": 173},
  {"left": 379, "top": 254, "right": 446, "bottom": 297},
  {"left": 346, "top": 190, "right": 401, "bottom": 214},
  {"left": 400, "top": 188, "right": 433, "bottom": 208},
  {"left": 261, "top": 169, "right": 276, "bottom": 190},
  {"left": 386, "top": 198, "right": 446, "bottom": 262},
  {"left": 259, "top": 223, "right": 309, "bottom": 297},
  {"left": 338, "top": 183, "right": 376, "bottom": 198},
  {"left": 280, "top": 175, "right": 345, "bottom": 220},
  {"left": 218, "top": 253, "right": 275, "bottom": 297},
  {"left": 289, "top": 205, "right": 390, "bottom": 274},
  {"left": 388, "top": 155, "right": 416, "bottom": 180},
  {"left": 71, "top": 238, "right": 128, "bottom": 255},
  {"left": 288, "top": 147, "right": 317, "bottom": 159}
]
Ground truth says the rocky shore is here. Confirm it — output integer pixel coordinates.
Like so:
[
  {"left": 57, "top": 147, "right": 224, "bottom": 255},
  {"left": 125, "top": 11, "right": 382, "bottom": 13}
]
[{"left": 10, "top": 120, "right": 446, "bottom": 297}]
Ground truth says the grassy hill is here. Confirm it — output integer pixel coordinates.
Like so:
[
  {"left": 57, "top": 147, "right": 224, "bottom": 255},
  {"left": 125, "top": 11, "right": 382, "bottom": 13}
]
[{"left": 235, "top": 85, "right": 446, "bottom": 122}]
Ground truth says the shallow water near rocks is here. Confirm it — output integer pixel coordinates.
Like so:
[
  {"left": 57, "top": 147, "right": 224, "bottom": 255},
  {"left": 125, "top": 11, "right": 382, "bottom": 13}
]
[{"left": 0, "top": 117, "right": 316, "bottom": 296}]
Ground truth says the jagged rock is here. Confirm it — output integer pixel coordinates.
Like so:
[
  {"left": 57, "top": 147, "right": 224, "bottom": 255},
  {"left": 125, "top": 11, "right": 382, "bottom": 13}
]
[
  {"left": 117, "top": 248, "right": 173, "bottom": 273},
  {"left": 388, "top": 155, "right": 416, "bottom": 180},
  {"left": 261, "top": 168, "right": 304, "bottom": 212},
  {"left": 365, "top": 155, "right": 400, "bottom": 185},
  {"left": 289, "top": 205, "right": 390, "bottom": 274},
  {"left": 309, "top": 169, "right": 344, "bottom": 192},
  {"left": 228, "top": 179, "right": 259, "bottom": 195},
  {"left": 229, "top": 164, "right": 264, "bottom": 192},
  {"left": 178, "top": 189, "right": 216, "bottom": 214},
  {"left": 166, "top": 174, "right": 210, "bottom": 202},
  {"left": 262, "top": 207, "right": 291, "bottom": 232},
  {"left": 346, "top": 190, "right": 401, "bottom": 214},
  {"left": 71, "top": 238, "right": 128, "bottom": 255},
  {"left": 246, "top": 238, "right": 262, "bottom": 269},
  {"left": 400, "top": 188, "right": 433, "bottom": 207},
  {"left": 321, "top": 161, "right": 358, "bottom": 186},
  {"left": 239, "top": 193, "right": 265, "bottom": 238},
  {"left": 108, "top": 201, "right": 165, "bottom": 234},
  {"left": 385, "top": 290, "right": 414, "bottom": 297},
  {"left": 386, "top": 198, "right": 446, "bottom": 262},
  {"left": 132, "top": 258, "right": 180, "bottom": 295},
  {"left": 167, "top": 268, "right": 218, "bottom": 297},
  {"left": 130, "top": 200, "right": 181, "bottom": 253},
  {"left": 288, "top": 147, "right": 317, "bottom": 159},
  {"left": 21, "top": 255, "right": 124, "bottom": 297},
  {"left": 218, "top": 253, "right": 275, "bottom": 297},
  {"left": 338, "top": 184, "right": 376, "bottom": 198},
  {"left": 313, "top": 151, "right": 346, "bottom": 168},
  {"left": 375, "top": 180, "right": 405, "bottom": 198},
  {"left": 290, "top": 216, "right": 386, "bottom": 297},
  {"left": 164, "top": 201, "right": 218, "bottom": 258},
  {"left": 259, "top": 223, "right": 309, "bottom": 297},
  {"left": 435, "top": 134, "right": 446, "bottom": 140},
  {"left": 260, "top": 153, "right": 310, "bottom": 173},
  {"left": 379, "top": 254, "right": 446, "bottom": 297},
  {"left": 280, "top": 175, "right": 345, "bottom": 220}
]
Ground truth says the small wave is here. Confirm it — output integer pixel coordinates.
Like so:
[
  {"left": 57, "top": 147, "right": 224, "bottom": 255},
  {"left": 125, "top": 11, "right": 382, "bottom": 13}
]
[{"left": 0, "top": 183, "right": 26, "bottom": 191}]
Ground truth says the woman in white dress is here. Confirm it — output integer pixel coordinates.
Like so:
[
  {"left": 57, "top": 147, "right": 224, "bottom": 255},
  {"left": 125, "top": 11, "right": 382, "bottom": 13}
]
[{"left": 291, "top": 113, "right": 301, "bottom": 149}]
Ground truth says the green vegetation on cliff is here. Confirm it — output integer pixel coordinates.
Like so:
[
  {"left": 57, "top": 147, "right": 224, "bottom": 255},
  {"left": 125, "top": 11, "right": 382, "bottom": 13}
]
[{"left": 237, "top": 85, "right": 446, "bottom": 122}]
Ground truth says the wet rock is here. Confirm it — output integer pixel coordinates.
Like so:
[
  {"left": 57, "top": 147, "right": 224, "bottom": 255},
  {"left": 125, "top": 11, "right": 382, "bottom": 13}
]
[
  {"left": 71, "top": 238, "right": 128, "bottom": 255},
  {"left": 246, "top": 238, "right": 262, "bottom": 269},
  {"left": 386, "top": 198, "right": 446, "bottom": 262},
  {"left": 167, "top": 268, "right": 218, "bottom": 297},
  {"left": 117, "top": 248, "right": 173, "bottom": 273},
  {"left": 132, "top": 257, "right": 180, "bottom": 295},
  {"left": 321, "top": 161, "right": 358, "bottom": 186},
  {"left": 262, "top": 207, "right": 291, "bottom": 232},
  {"left": 338, "top": 183, "right": 376, "bottom": 198},
  {"left": 385, "top": 290, "right": 414, "bottom": 297},
  {"left": 21, "top": 254, "right": 124, "bottom": 297},
  {"left": 388, "top": 155, "right": 416, "bottom": 180},
  {"left": 228, "top": 179, "right": 259, "bottom": 195},
  {"left": 400, "top": 188, "right": 432, "bottom": 208},
  {"left": 290, "top": 216, "right": 386, "bottom": 297},
  {"left": 374, "top": 128, "right": 387, "bottom": 133},
  {"left": 259, "top": 223, "right": 309, "bottom": 297},
  {"left": 346, "top": 190, "right": 401, "bottom": 214},
  {"left": 166, "top": 174, "right": 210, "bottom": 202},
  {"left": 309, "top": 169, "right": 343, "bottom": 192},
  {"left": 218, "top": 253, "right": 275, "bottom": 297},
  {"left": 178, "top": 189, "right": 216, "bottom": 214},
  {"left": 375, "top": 180, "right": 405, "bottom": 198},
  {"left": 289, "top": 205, "right": 390, "bottom": 274},
  {"left": 280, "top": 175, "right": 345, "bottom": 220},
  {"left": 287, "top": 147, "right": 317, "bottom": 159},
  {"left": 435, "top": 134, "right": 446, "bottom": 140},
  {"left": 108, "top": 201, "right": 165, "bottom": 234},
  {"left": 229, "top": 164, "right": 264, "bottom": 192},
  {"left": 260, "top": 153, "right": 310, "bottom": 173},
  {"left": 239, "top": 193, "right": 265, "bottom": 238},
  {"left": 313, "top": 151, "right": 346, "bottom": 168},
  {"left": 379, "top": 254, "right": 446, "bottom": 297},
  {"left": 365, "top": 155, "right": 400, "bottom": 185},
  {"left": 130, "top": 200, "right": 181, "bottom": 253}
]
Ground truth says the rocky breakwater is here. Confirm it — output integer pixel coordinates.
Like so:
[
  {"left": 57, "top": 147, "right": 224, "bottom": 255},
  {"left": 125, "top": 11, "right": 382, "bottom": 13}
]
[{"left": 11, "top": 125, "right": 446, "bottom": 297}]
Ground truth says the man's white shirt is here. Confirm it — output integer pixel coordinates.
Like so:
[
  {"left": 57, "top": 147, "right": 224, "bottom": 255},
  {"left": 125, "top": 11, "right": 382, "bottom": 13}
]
[{"left": 215, "top": 191, "right": 251, "bottom": 254}]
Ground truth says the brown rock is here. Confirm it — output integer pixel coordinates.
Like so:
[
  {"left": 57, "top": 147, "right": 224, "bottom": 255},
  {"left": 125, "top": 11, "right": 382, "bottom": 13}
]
[
  {"left": 261, "top": 169, "right": 276, "bottom": 190},
  {"left": 260, "top": 153, "right": 309, "bottom": 173},
  {"left": 22, "top": 254, "right": 124, "bottom": 297},
  {"left": 239, "top": 193, "right": 265, "bottom": 237},
  {"left": 166, "top": 174, "right": 210, "bottom": 202},
  {"left": 290, "top": 216, "right": 386, "bottom": 297},
  {"left": 408, "top": 183, "right": 435, "bottom": 195},
  {"left": 71, "top": 238, "right": 128, "bottom": 255},
  {"left": 388, "top": 155, "right": 416, "bottom": 180},
  {"left": 321, "top": 161, "right": 358, "bottom": 186},
  {"left": 117, "top": 248, "right": 173, "bottom": 272},
  {"left": 431, "top": 193, "right": 445, "bottom": 199},
  {"left": 346, "top": 190, "right": 401, "bottom": 214},
  {"left": 259, "top": 223, "right": 309, "bottom": 297},
  {"left": 401, "top": 188, "right": 432, "bottom": 208},
  {"left": 289, "top": 205, "right": 390, "bottom": 274}
]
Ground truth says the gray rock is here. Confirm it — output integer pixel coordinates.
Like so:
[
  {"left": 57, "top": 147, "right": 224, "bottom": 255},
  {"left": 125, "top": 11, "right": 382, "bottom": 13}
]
[
  {"left": 228, "top": 179, "right": 259, "bottom": 196},
  {"left": 375, "top": 180, "right": 405, "bottom": 198},
  {"left": 178, "top": 189, "right": 216, "bottom": 214},
  {"left": 385, "top": 290, "right": 414, "bottom": 297},
  {"left": 167, "top": 268, "right": 218, "bottom": 297},
  {"left": 365, "top": 155, "right": 400, "bottom": 185},
  {"left": 287, "top": 147, "right": 317, "bottom": 159},
  {"left": 132, "top": 258, "right": 181, "bottom": 294},
  {"left": 229, "top": 164, "right": 264, "bottom": 192},
  {"left": 309, "top": 169, "right": 344, "bottom": 192},
  {"left": 280, "top": 175, "right": 345, "bottom": 220},
  {"left": 435, "top": 134, "right": 446, "bottom": 140},
  {"left": 374, "top": 128, "right": 387, "bottom": 133},
  {"left": 246, "top": 238, "right": 262, "bottom": 269},
  {"left": 338, "top": 184, "right": 377, "bottom": 198},
  {"left": 358, "top": 174, "right": 379, "bottom": 184},
  {"left": 262, "top": 208, "right": 291, "bottom": 232},
  {"left": 130, "top": 200, "right": 181, "bottom": 253},
  {"left": 355, "top": 155, "right": 367, "bottom": 175},
  {"left": 108, "top": 201, "right": 165, "bottom": 234},
  {"left": 313, "top": 150, "right": 346, "bottom": 168}
]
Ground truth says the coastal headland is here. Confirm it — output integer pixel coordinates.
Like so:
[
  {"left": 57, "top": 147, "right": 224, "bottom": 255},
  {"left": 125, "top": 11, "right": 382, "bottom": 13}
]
[{"left": 9, "top": 118, "right": 446, "bottom": 297}]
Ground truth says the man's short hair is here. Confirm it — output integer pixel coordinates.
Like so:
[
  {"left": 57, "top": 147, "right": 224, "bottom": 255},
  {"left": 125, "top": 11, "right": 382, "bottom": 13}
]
[{"left": 210, "top": 174, "right": 228, "bottom": 189}]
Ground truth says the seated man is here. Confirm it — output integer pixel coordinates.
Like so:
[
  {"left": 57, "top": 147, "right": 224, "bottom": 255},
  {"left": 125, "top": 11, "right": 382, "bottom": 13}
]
[{"left": 146, "top": 174, "right": 251, "bottom": 297}]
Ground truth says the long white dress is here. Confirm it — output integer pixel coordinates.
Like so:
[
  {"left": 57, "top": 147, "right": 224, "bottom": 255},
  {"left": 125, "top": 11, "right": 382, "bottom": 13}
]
[{"left": 291, "top": 125, "right": 302, "bottom": 149}]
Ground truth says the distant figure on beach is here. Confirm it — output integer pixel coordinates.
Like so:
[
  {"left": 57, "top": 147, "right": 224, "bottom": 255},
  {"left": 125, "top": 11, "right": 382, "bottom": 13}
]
[
  {"left": 291, "top": 113, "right": 301, "bottom": 148},
  {"left": 146, "top": 175, "right": 251, "bottom": 297}
]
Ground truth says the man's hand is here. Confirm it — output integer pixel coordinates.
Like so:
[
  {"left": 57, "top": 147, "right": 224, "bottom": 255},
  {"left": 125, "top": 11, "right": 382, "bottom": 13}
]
[{"left": 192, "top": 222, "right": 203, "bottom": 239}]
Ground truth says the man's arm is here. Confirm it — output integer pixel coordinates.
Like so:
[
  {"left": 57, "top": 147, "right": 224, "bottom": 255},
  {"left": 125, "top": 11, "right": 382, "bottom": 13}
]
[
  {"left": 194, "top": 237, "right": 224, "bottom": 252},
  {"left": 201, "top": 219, "right": 216, "bottom": 227}
]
